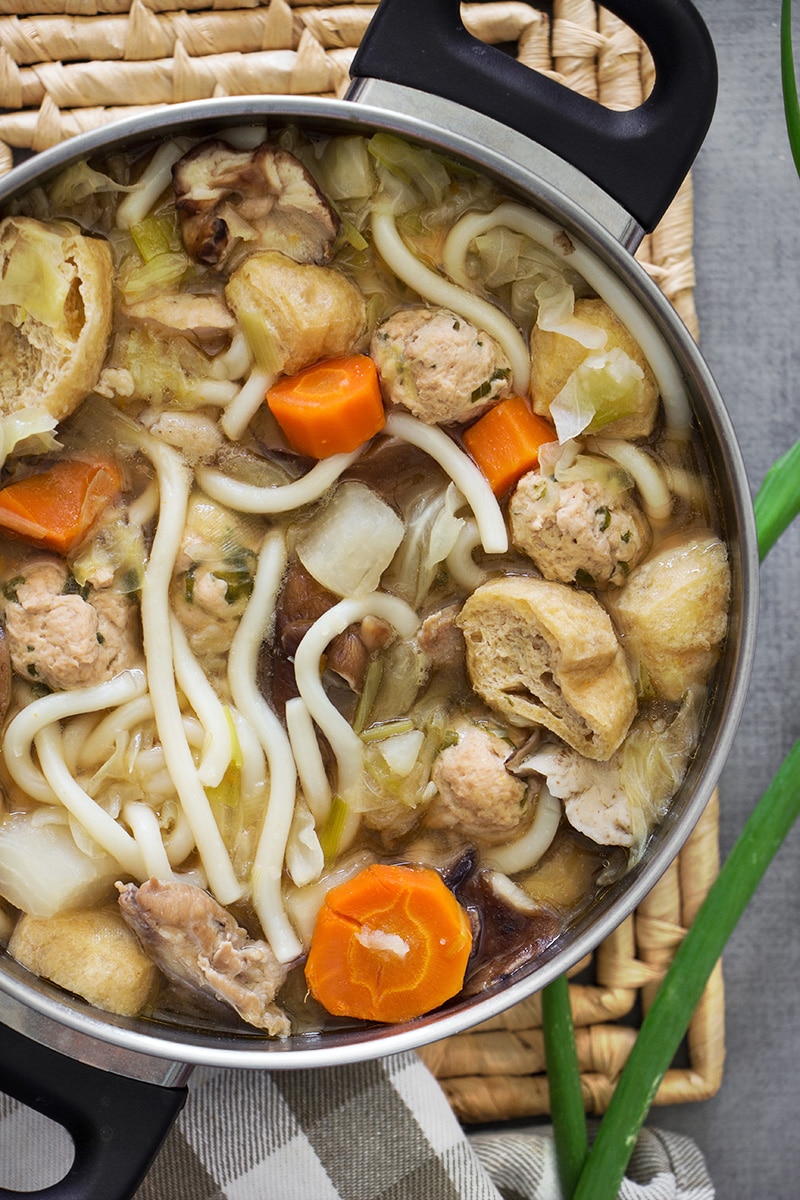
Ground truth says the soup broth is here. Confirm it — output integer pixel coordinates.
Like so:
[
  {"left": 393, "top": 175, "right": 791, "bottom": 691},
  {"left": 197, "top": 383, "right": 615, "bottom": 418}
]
[{"left": 0, "top": 126, "right": 730, "bottom": 1034}]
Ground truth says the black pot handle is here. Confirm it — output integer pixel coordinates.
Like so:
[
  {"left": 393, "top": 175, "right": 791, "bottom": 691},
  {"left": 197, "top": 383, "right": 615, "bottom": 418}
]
[
  {"left": 0, "top": 1021, "right": 186, "bottom": 1200},
  {"left": 350, "top": 0, "right": 717, "bottom": 232}
]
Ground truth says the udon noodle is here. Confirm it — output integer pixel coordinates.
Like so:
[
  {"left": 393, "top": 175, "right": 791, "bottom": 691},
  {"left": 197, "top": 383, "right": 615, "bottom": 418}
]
[{"left": 0, "top": 125, "right": 730, "bottom": 1034}]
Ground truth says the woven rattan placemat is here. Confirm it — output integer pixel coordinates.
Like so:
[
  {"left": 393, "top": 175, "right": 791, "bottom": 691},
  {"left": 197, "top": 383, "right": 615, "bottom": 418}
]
[{"left": 0, "top": 0, "right": 721, "bottom": 1121}]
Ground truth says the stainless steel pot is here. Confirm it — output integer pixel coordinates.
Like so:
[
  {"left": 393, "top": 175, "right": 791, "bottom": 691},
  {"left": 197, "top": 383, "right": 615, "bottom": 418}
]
[{"left": 0, "top": 2, "right": 758, "bottom": 1196}]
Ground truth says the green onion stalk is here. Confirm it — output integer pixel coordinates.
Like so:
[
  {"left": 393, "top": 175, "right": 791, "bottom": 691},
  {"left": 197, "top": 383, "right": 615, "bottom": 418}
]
[{"left": 541, "top": 6, "right": 800, "bottom": 1190}]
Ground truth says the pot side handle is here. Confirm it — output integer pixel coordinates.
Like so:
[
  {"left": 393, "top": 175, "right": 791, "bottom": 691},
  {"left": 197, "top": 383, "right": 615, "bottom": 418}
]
[
  {"left": 350, "top": 0, "right": 717, "bottom": 233},
  {"left": 0, "top": 1021, "right": 187, "bottom": 1200}
]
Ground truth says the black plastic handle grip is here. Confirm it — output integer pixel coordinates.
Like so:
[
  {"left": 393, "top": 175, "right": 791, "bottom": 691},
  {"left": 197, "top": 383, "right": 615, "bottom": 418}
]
[
  {"left": 350, "top": 0, "right": 717, "bottom": 232},
  {"left": 0, "top": 1021, "right": 187, "bottom": 1200}
]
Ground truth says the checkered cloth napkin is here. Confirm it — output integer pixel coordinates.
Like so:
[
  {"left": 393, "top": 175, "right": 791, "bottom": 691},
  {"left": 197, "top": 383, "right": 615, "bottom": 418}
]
[{"left": 1, "top": 1050, "right": 714, "bottom": 1199}]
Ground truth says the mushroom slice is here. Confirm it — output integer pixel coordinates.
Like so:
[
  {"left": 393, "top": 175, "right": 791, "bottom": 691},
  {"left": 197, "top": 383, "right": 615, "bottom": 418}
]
[
  {"left": 457, "top": 868, "right": 562, "bottom": 994},
  {"left": 173, "top": 139, "right": 339, "bottom": 271}
]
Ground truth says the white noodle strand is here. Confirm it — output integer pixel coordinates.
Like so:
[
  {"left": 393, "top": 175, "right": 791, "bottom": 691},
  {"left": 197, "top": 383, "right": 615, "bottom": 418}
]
[
  {"left": 188, "top": 380, "right": 239, "bottom": 408},
  {"left": 210, "top": 330, "right": 251, "bottom": 382},
  {"left": 483, "top": 786, "right": 562, "bottom": 875},
  {"left": 444, "top": 202, "right": 692, "bottom": 434},
  {"left": 589, "top": 437, "right": 673, "bottom": 523},
  {"left": 116, "top": 140, "right": 189, "bottom": 230},
  {"left": 140, "top": 436, "right": 242, "bottom": 904},
  {"left": 162, "top": 804, "right": 196, "bottom": 867},
  {"left": 127, "top": 481, "right": 159, "bottom": 528},
  {"left": 3, "top": 669, "right": 147, "bottom": 804},
  {"left": 220, "top": 368, "right": 274, "bottom": 440},
  {"left": 371, "top": 208, "right": 530, "bottom": 392},
  {"left": 228, "top": 529, "right": 303, "bottom": 963},
  {"left": 446, "top": 517, "right": 489, "bottom": 592},
  {"left": 170, "top": 615, "right": 233, "bottom": 788},
  {"left": 285, "top": 696, "right": 332, "bottom": 825},
  {"left": 196, "top": 447, "right": 361, "bottom": 514},
  {"left": 123, "top": 801, "right": 175, "bottom": 880},
  {"left": 229, "top": 708, "right": 268, "bottom": 806},
  {"left": 294, "top": 594, "right": 420, "bottom": 804},
  {"left": 35, "top": 723, "right": 147, "bottom": 878},
  {"left": 384, "top": 411, "right": 508, "bottom": 553}
]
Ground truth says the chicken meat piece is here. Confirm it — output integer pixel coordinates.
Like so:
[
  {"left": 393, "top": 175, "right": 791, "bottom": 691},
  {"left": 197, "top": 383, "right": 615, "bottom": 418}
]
[
  {"left": 509, "top": 465, "right": 651, "bottom": 588},
  {"left": 523, "top": 741, "right": 634, "bottom": 847},
  {"left": 428, "top": 723, "right": 529, "bottom": 844},
  {"left": 225, "top": 250, "right": 367, "bottom": 378},
  {"left": 0, "top": 216, "right": 113, "bottom": 424},
  {"left": 117, "top": 878, "right": 292, "bottom": 1036},
  {"left": 519, "top": 690, "right": 702, "bottom": 850},
  {"left": 122, "top": 290, "right": 235, "bottom": 351},
  {"left": 2, "top": 558, "right": 141, "bottom": 691},
  {"left": 140, "top": 409, "right": 223, "bottom": 465},
  {"left": 173, "top": 139, "right": 338, "bottom": 272},
  {"left": 9, "top": 907, "right": 159, "bottom": 1017},
  {"left": 370, "top": 306, "right": 512, "bottom": 425},
  {"left": 457, "top": 575, "right": 636, "bottom": 761},
  {"left": 608, "top": 533, "right": 731, "bottom": 701},
  {"left": 531, "top": 297, "right": 658, "bottom": 439}
]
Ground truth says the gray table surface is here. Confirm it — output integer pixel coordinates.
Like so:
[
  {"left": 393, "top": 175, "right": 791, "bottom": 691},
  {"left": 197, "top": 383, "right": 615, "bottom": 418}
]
[{"left": 636, "top": 2, "right": 800, "bottom": 1196}]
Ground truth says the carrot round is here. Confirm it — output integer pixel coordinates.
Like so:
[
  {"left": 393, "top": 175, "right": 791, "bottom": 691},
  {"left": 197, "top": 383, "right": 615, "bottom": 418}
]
[
  {"left": 304, "top": 862, "right": 473, "bottom": 1023},
  {"left": 0, "top": 458, "right": 122, "bottom": 554},
  {"left": 462, "top": 395, "right": 555, "bottom": 496},
  {"left": 266, "top": 354, "right": 385, "bottom": 459}
]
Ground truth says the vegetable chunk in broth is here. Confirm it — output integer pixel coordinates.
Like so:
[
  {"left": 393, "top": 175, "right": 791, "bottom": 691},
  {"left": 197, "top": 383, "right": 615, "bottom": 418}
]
[{"left": 0, "top": 126, "right": 730, "bottom": 1035}]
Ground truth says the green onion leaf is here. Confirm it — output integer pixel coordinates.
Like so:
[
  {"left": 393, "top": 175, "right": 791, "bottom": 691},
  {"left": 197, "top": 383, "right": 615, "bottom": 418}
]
[
  {"left": 318, "top": 795, "right": 351, "bottom": 864},
  {"left": 783, "top": 0, "right": 800, "bottom": 175},
  {"left": 754, "top": 434, "right": 800, "bottom": 559},
  {"left": 542, "top": 974, "right": 588, "bottom": 1198}
]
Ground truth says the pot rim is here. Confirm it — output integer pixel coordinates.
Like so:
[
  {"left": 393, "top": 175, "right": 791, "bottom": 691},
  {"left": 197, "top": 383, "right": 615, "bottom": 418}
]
[{"left": 0, "top": 94, "right": 759, "bottom": 1071}]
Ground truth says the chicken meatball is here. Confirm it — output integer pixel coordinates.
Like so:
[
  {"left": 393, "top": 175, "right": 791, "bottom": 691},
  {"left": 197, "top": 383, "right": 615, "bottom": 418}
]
[
  {"left": 608, "top": 533, "right": 730, "bottom": 701},
  {"left": 225, "top": 250, "right": 367, "bottom": 377},
  {"left": 509, "top": 466, "right": 651, "bottom": 588},
  {"left": 370, "top": 306, "right": 512, "bottom": 425},
  {"left": 2, "top": 559, "right": 140, "bottom": 691},
  {"left": 429, "top": 723, "right": 529, "bottom": 844}
]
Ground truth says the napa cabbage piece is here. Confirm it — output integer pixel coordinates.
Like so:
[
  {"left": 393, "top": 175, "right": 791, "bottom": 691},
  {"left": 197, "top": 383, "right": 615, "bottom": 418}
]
[
  {"left": 48, "top": 161, "right": 135, "bottom": 209},
  {"left": 0, "top": 219, "right": 73, "bottom": 327},
  {"left": 549, "top": 347, "right": 647, "bottom": 443},
  {"left": 71, "top": 511, "right": 148, "bottom": 592},
  {"left": 368, "top": 132, "right": 453, "bottom": 211},
  {"left": 551, "top": 450, "right": 634, "bottom": 496},
  {"left": 384, "top": 481, "right": 466, "bottom": 609},
  {"left": 535, "top": 277, "right": 608, "bottom": 350},
  {"left": 471, "top": 226, "right": 568, "bottom": 288},
  {"left": 312, "top": 135, "right": 376, "bottom": 203},
  {"left": 109, "top": 326, "right": 218, "bottom": 408},
  {"left": 294, "top": 481, "right": 405, "bottom": 599},
  {"left": 0, "top": 409, "right": 60, "bottom": 470}
]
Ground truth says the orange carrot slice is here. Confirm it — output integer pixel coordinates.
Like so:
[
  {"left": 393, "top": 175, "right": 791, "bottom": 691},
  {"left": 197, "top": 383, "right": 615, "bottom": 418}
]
[
  {"left": 0, "top": 458, "right": 122, "bottom": 554},
  {"left": 462, "top": 395, "right": 555, "bottom": 496},
  {"left": 266, "top": 354, "right": 385, "bottom": 459},
  {"left": 304, "top": 862, "right": 473, "bottom": 1024}
]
